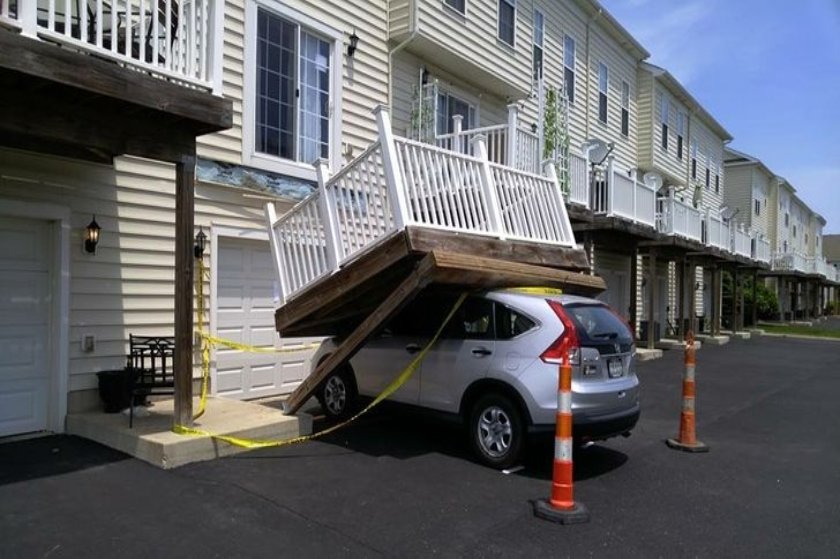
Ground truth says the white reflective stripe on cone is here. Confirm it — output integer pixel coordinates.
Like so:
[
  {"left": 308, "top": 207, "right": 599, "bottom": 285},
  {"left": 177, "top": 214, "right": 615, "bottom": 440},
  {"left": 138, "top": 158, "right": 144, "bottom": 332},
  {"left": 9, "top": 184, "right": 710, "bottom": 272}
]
[
  {"left": 684, "top": 365, "right": 695, "bottom": 382},
  {"left": 557, "top": 391, "right": 572, "bottom": 413},
  {"left": 554, "top": 437, "right": 573, "bottom": 462}
]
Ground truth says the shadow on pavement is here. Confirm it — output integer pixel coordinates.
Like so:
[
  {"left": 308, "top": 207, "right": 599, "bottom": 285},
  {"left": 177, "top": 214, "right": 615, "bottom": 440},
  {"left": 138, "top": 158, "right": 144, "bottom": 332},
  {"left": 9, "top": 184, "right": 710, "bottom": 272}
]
[
  {"left": 296, "top": 403, "right": 628, "bottom": 482},
  {"left": 0, "top": 435, "right": 129, "bottom": 486}
]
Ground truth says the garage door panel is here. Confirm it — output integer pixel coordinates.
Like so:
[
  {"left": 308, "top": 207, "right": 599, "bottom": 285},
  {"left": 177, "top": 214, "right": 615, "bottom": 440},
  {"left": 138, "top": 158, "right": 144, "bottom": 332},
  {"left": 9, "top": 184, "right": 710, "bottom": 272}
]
[
  {"left": 214, "top": 237, "right": 319, "bottom": 400},
  {"left": 0, "top": 382, "right": 48, "bottom": 436},
  {"left": 0, "top": 325, "right": 48, "bottom": 379},
  {"left": 0, "top": 218, "right": 50, "bottom": 270}
]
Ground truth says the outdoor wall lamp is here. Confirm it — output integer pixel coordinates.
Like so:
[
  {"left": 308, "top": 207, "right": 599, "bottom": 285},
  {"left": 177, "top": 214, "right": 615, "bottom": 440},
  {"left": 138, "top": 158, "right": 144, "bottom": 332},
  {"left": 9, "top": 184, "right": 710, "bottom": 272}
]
[
  {"left": 194, "top": 227, "right": 207, "bottom": 259},
  {"left": 347, "top": 30, "right": 359, "bottom": 58},
  {"left": 84, "top": 215, "right": 100, "bottom": 254}
]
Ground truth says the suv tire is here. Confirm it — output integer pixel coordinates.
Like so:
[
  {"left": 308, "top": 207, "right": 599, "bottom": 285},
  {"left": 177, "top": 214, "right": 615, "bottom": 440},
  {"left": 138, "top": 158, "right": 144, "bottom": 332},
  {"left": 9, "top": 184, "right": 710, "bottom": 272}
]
[
  {"left": 317, "top": 366, "right": 357, "bottom": 420},
  {"left": 468, "top": 393, "right": 525, "bottom": 469}
]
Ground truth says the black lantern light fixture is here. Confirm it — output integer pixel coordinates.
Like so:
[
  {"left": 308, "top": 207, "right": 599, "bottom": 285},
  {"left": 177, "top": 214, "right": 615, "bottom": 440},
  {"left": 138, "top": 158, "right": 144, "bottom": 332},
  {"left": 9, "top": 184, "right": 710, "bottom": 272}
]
[
  {"left": 194, "top": 227, "right": 207, "bottom": 259},
  {"left": 347, "top": 30, "right": 359, "bottom": 57},
  {"left": 84, "top": 215, "right": 101, "bottom": 254}
]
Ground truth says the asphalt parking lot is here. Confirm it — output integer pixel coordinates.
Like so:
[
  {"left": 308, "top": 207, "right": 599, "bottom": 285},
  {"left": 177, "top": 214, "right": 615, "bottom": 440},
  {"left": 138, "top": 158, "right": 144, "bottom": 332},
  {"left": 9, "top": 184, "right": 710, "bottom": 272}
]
[{"left": 2, "top": 335, "right": 839, "bottom": 558}]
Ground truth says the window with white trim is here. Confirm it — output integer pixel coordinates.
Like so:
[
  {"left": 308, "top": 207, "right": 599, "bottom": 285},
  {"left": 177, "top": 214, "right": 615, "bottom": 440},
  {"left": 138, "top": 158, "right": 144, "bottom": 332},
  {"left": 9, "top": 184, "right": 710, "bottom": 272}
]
[
  {"left": 564, "top": 35, "right": 576, "bottom": 104},
  {"left": 705, "top": 152, "right": 711, "bottom": 188},
  {"left": 676, "top": 111, "right": 685, "bottom": 159},
  {"left": 244, "top": 2, "right": 341, "bottom": 179},
  {"left": 498, "top": 0, "right": 516, "bottom": 46},
  {"left": 691, "top": 142, "right": 697, "bottom": 179},
  {"left": 598, "top": 63, "right": 608, "bottom": 124},
  {"left": 436, "top": 90, "right": 476, "bottom": 134},
  {"left": 755, "top": 199, "right": 761, "bottom": 216},
  {"left": 715, "top": 161, "right": 720, "bottom": 193},
  {"left": 620, "top": 81, "right": 629, "bottom": 136},
  {"left": 660, "top": 94, "right": 669, "bottom": 151},
  {"left": 532, "top": 9, "right": 544, "bottom": 81},
  {"left": 445, "top": 0, "right": 466, "bottom": 14}
]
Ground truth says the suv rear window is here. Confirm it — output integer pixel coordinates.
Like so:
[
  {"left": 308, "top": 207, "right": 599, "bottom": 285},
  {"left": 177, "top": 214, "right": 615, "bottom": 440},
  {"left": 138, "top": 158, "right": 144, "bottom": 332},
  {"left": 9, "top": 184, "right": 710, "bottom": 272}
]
[{"left": 565, "top": 303, "right": 632, "bottom": 343}]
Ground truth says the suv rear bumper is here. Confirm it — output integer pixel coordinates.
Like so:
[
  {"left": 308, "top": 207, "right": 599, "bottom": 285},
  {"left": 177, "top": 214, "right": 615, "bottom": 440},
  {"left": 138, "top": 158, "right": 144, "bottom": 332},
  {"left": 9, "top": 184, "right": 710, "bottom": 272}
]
[{"left": 528, "top": 404, "right": 640, "bottom": 440}]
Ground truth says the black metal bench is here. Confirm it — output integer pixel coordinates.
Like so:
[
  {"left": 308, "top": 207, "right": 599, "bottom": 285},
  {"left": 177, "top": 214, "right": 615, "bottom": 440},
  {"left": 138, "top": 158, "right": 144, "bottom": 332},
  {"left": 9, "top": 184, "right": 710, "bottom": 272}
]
[{"left": 127, "top": 334, "right": 175, "bottom": 427}]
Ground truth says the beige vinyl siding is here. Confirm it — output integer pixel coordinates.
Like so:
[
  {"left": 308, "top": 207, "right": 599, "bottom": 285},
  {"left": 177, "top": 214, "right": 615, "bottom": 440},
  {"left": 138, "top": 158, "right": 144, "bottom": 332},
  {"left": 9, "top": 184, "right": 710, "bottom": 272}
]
[
  {"left": 197, "top": 0, "right": 389, "bottom": 169},
  {"left": 767, "top": 174, "right": 779, "bottom": 247},
  {"left": 391, "top": 51, "right": 509, "bottom": 138},
  {"left": 390, "top": 0, "right": 411, "bottom": 37},
  {"left": 650, "top": 85, "right": 688, "bottom": 184},
  {"left": 722, "top": 164, "right": 753, "bottom": 228},
  {"left": 411, "top": 0, "right": 531, "bottom": 96},
  {"left": 635, "top": 70, "right": 654, "bottom": 171},
  {"left": 750, "top": 168, "right": 771, "bottom": 235},
  {"left": 690, "top": 117, "right": 725, "bottom": 213},
  {"left": 776, "top": 188, "right": 792, "bottom": 252},
  {"left": 0, "top": 148, "right": 297, "bottom": 394}
]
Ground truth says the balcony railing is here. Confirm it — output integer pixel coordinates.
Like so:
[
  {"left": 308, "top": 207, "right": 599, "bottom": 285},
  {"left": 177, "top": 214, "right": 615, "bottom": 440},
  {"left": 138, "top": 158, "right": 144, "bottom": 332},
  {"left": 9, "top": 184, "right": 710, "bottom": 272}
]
[
  {"left": 568, "top": 152, "right": 589, "bottom": 208},
  {"left": 732, "top": 225, "right": 752, "bottom": 258},
  {"left": 658, "top": 195, "right": 702, "bottom": 243},
  {"left": 591, "top": 159, "right": 656, "bottom": 228},
  {"left": 772, "top": 251, "right": 808, "bottom": 274},
  {"left": 1, "top": 0, "right": 221, "bottom": 92},
  {"left": 704, "top": 210, "right": 729, "bottom": 251},
  {"left": 753, "top": 237, "right": 771, "bottom": 264},
  {"left": 266, "top": 106, "right": 577, "bottom": 304}
]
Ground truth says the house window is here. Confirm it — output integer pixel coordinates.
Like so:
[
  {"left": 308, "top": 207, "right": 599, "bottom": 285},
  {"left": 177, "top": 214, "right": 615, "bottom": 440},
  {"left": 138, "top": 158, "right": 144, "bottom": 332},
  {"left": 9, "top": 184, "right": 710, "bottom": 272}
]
[
  {"left": 755, "top": 199, "right": 761, "bottom": 216},
  {"left": 715, "top": 166, "right": 720, "bottom": 193},
  {"left": 498, "top": 0, "right": 516, "bottom": 46},
  {"left": 691, "top": 143, "right": 697, "bottom": 179},
  {"left": 785, "top": 212, "right": 789, "bottom": 227},
  {"left": 250, "top": 6, "right": 337, "bottom": 172},
  {"left": 620, "top": 81, "right": 629, "bottom": 136},
  {"left": 793, "top": 225, "right": 797, "bottom": 238},
  {"left": 532, "top": 9, "right": 544, "bottom": 81},
  {"left": 564, "top": 35, "right": 576, "bottom": 104},
  {"left": 444, "top": 0, "right": 466, "bottom": 14},
  {"left": 705, "top": 157, "right": 711, "bottom": 189},
  {"left": 676, "top": 111, "right": 685, "bottom": 159},
  {"left": 783, "top": 240, "right": 788, "bottom": 252},
  {"left": 436, "top": 90, "right": 476, "bottom": 134},
  {"left": 659, "top": 95, "right": 669, "bottom": 151},
  {"left": 598, "top": 63, "right": 608, "bottom": 124}
]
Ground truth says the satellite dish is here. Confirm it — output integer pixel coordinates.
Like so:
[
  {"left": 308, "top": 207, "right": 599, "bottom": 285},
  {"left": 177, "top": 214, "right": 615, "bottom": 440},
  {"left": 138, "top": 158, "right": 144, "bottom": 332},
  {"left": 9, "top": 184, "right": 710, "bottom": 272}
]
[
  {"left": 642, "top": 172, "right": 663, "bottom": 190},
  {"left": 580, "top": 138, "right": 614, "bottom": 165},
  {"left": 719, "top": 206, "right": 737, "bottom": 220}
]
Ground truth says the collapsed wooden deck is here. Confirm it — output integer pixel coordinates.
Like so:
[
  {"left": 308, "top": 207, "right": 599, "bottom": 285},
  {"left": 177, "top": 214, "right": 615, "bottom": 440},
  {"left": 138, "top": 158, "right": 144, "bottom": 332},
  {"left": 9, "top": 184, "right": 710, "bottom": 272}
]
[{"left": 279, "top": 226, "right": 604, "bottom": 413}]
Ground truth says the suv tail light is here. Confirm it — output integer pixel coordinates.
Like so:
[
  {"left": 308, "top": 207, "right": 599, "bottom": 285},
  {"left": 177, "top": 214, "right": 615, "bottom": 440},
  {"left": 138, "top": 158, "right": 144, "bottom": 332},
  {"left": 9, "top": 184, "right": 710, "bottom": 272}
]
[{"left": 540, "top": 300, "right": 580, "bottom": 365}]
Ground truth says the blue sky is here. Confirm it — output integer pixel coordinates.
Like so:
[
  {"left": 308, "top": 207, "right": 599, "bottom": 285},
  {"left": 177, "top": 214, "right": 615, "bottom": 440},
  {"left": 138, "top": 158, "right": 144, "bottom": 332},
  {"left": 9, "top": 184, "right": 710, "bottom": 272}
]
[{"left": 601, "top": 0, "right": 840, "bottom": 233}]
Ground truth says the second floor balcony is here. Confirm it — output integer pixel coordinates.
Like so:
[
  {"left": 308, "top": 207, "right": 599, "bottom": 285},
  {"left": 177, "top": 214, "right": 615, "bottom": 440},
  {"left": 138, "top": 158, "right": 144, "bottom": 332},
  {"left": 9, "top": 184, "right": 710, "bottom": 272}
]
[{"left": 1, "top": 0, "right": 222, "bottom": 93}]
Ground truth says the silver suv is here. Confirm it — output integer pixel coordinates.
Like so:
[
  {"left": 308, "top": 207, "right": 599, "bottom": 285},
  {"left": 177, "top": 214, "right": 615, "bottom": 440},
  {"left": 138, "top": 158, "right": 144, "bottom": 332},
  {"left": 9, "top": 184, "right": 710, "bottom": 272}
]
[{"left": 312, "top": 289, "right": 640, "bottom": 468}]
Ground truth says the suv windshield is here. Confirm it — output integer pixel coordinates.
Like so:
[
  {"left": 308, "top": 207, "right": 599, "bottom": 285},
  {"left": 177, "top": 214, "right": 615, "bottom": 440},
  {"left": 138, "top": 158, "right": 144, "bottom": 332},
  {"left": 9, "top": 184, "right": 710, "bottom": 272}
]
[{"left": 564, "top": 303, "right": 632, "bottom": 344}]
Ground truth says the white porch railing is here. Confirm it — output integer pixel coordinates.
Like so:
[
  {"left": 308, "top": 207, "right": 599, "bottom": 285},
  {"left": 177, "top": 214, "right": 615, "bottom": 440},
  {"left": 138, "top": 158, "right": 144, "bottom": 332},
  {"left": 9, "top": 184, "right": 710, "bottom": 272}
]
[
  {"left": 753, "top": 237, "right": 771, "bottom": 264},
  {"left": 732, "top": 225, "right": 752, "bottom": 258},
  {"left": 266, "top": 106, "right": 577, "bottom": 304},
  {"left": 591, "top": 159, "right": 656, "bottom": 227},
  {"left": 658, "top": 194, "right": 702, "bottom": 242},
  {"left": 704, "top": 210, "right": 729, "bottom": 251},
  {"left": 434, "top": 105, "right": 540, "bottom": 175},
  {"left": 568, "top": 152, "right": 589, "bottom": 208},
  {"left": 2, "top": 0, "right": 220, "bottom": 91},
  {"left": 772, "top": 251, "right": 808, "bottom": 273}
]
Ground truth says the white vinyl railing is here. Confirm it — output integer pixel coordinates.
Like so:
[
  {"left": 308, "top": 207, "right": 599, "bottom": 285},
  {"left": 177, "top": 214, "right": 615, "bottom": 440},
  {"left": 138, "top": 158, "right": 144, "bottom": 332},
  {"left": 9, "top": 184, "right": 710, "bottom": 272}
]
[
  {"left": 591, "top": 159, "right": 656, "bottom": 227},
  {"left": 658, "top": 196, "right": 702, "bottom": 242},
  {"left": 266, "top": 106, "right": 578, "bottom": 304},
  {"left": 754, "top": 237, "right": 771, "bottom": 264},
  {"left": 2, "top": 0, "right": 220, "bottom": 91},
  {"left": 772, "top": 251, "right": 808, "bottom": 273},
  {"left": 705, "top": 211, "right": 729, "bottom": 251},
  {"left": 514, "top": 128, "right": 540, "bottom": 175},
  {"left": 568, "top": 152, "right": 589, "bottom": 208},
  {"left": 434, "top": 117, "right": 540, "bottom": 174},
  {"left": 732, "top": 226, "right": 752, "bottom": 258}
]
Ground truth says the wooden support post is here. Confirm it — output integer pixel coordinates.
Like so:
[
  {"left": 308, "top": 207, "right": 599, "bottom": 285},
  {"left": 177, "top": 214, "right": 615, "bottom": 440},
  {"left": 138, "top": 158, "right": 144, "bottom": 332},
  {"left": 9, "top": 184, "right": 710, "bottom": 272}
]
[
  {"left": 731, "top": 266, "right": 739, "bottom": 333},
  {"left": 677, "top": 257, "right": 685, "bottom": 341},
  {"left": 283, "top": 253, "right": 438, "bottom": 415},
  {"left": 174, "top": 153, "right": 196, "bottom": 428},
  {"left": 751, "top": 270, "right": 758, "bottom": 327},
  {"left": 647, "top": 250, "right": 657, "bottom": 350},
  {"left": 629, "top": 248, "right": 638, "bottom": 335}
]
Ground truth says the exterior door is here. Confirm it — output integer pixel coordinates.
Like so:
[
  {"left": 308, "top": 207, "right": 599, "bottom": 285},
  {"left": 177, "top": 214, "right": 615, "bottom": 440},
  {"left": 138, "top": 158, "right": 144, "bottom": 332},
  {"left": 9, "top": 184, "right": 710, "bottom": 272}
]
[
  {"left": 214, "top": 237, "right": 313, "bottom": 399},
  {"left": 0, "top": 217, "right": 51, "bottom": 437}
]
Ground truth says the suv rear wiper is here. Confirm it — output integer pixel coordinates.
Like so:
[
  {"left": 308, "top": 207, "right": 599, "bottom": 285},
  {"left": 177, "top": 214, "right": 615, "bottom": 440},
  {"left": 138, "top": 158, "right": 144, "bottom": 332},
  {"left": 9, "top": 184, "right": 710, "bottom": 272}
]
[{"left": 592, "top": 332, "right": 618, "bottom": 339}]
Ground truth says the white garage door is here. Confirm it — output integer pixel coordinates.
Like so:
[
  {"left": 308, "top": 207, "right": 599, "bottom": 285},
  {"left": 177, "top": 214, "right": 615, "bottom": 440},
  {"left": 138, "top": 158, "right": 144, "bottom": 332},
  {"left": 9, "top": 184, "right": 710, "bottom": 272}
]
[
  {"left": 0, "top": 217, "right": 51, "bottom": 437},
  {"left": 214, "top": 237, "right": 314, "bottom": 400}
]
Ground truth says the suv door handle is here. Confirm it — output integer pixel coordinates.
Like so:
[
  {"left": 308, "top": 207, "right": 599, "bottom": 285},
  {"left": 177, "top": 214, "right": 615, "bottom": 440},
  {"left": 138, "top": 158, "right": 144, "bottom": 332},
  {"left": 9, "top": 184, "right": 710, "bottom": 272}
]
[
  {"left": 471, "top": 348, "right": 492, "bottom": 356},
  {"left": 405, "top": 344, "right": 421, "bottom": 354}
]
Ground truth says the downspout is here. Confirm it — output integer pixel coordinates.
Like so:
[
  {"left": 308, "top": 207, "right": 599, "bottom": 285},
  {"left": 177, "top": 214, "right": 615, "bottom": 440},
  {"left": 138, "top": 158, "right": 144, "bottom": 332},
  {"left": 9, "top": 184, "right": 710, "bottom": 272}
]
[
  {"left": 388, "top": 0, "right": 420, "bottom": 111},
  {"left": 584, "top": 7, "right": 603, "bottom": 141}
]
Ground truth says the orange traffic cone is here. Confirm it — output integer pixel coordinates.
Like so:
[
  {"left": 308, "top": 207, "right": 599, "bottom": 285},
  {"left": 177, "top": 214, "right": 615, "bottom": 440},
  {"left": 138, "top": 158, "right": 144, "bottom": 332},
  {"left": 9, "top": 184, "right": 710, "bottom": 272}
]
[
  {"left": 666, "top": 331, "right": 709, "bottom": 452},
  {"left": 534, "top": 353, "right": 590, "bottom": 524}
]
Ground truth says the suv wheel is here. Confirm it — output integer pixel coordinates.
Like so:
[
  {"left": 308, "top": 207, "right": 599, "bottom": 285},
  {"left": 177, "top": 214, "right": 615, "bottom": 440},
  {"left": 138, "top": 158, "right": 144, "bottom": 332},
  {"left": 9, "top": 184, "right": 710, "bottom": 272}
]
[
  {"left": 317, "top": 367, "right": 356, "bottom": 420},
  {"left": 468, "top": 393, "right": 524, "bottom": 469}
]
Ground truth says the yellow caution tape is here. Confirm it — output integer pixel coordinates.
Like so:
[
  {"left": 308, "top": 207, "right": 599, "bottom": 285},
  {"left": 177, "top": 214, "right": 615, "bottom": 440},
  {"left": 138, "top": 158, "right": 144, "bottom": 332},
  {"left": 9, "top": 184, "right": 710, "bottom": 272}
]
[
  {"left": 179, "top": 257, "right": 466, "bottom": 448},
  {"left": 200, "top": 333, "right": 322, "bottom": 354}
]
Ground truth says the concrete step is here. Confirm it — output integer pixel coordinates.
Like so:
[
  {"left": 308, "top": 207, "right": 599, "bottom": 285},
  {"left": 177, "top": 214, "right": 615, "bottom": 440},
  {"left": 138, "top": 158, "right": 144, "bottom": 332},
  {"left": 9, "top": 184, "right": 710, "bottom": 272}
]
[
  {"left": 721, "top": 330, "right": 752, "bottom": 340},
  {"left": 655, "top": 338, "right": 702, "bottom": 351},
  {"left": 67, "top": 396, "right": 311, "bottom": 469},
  {"left": 636, "top": 348, "right": 664, "bottom": 361},
  {"left": 694, "top": 334, "right": 730, "bottom": 346}
]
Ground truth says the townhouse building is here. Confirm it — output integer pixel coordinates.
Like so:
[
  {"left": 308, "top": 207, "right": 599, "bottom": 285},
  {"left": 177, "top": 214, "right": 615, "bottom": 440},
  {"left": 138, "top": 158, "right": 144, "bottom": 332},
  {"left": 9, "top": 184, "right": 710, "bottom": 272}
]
[{"left": 723, "top": 148, "right": 838, "bottom": 321}]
